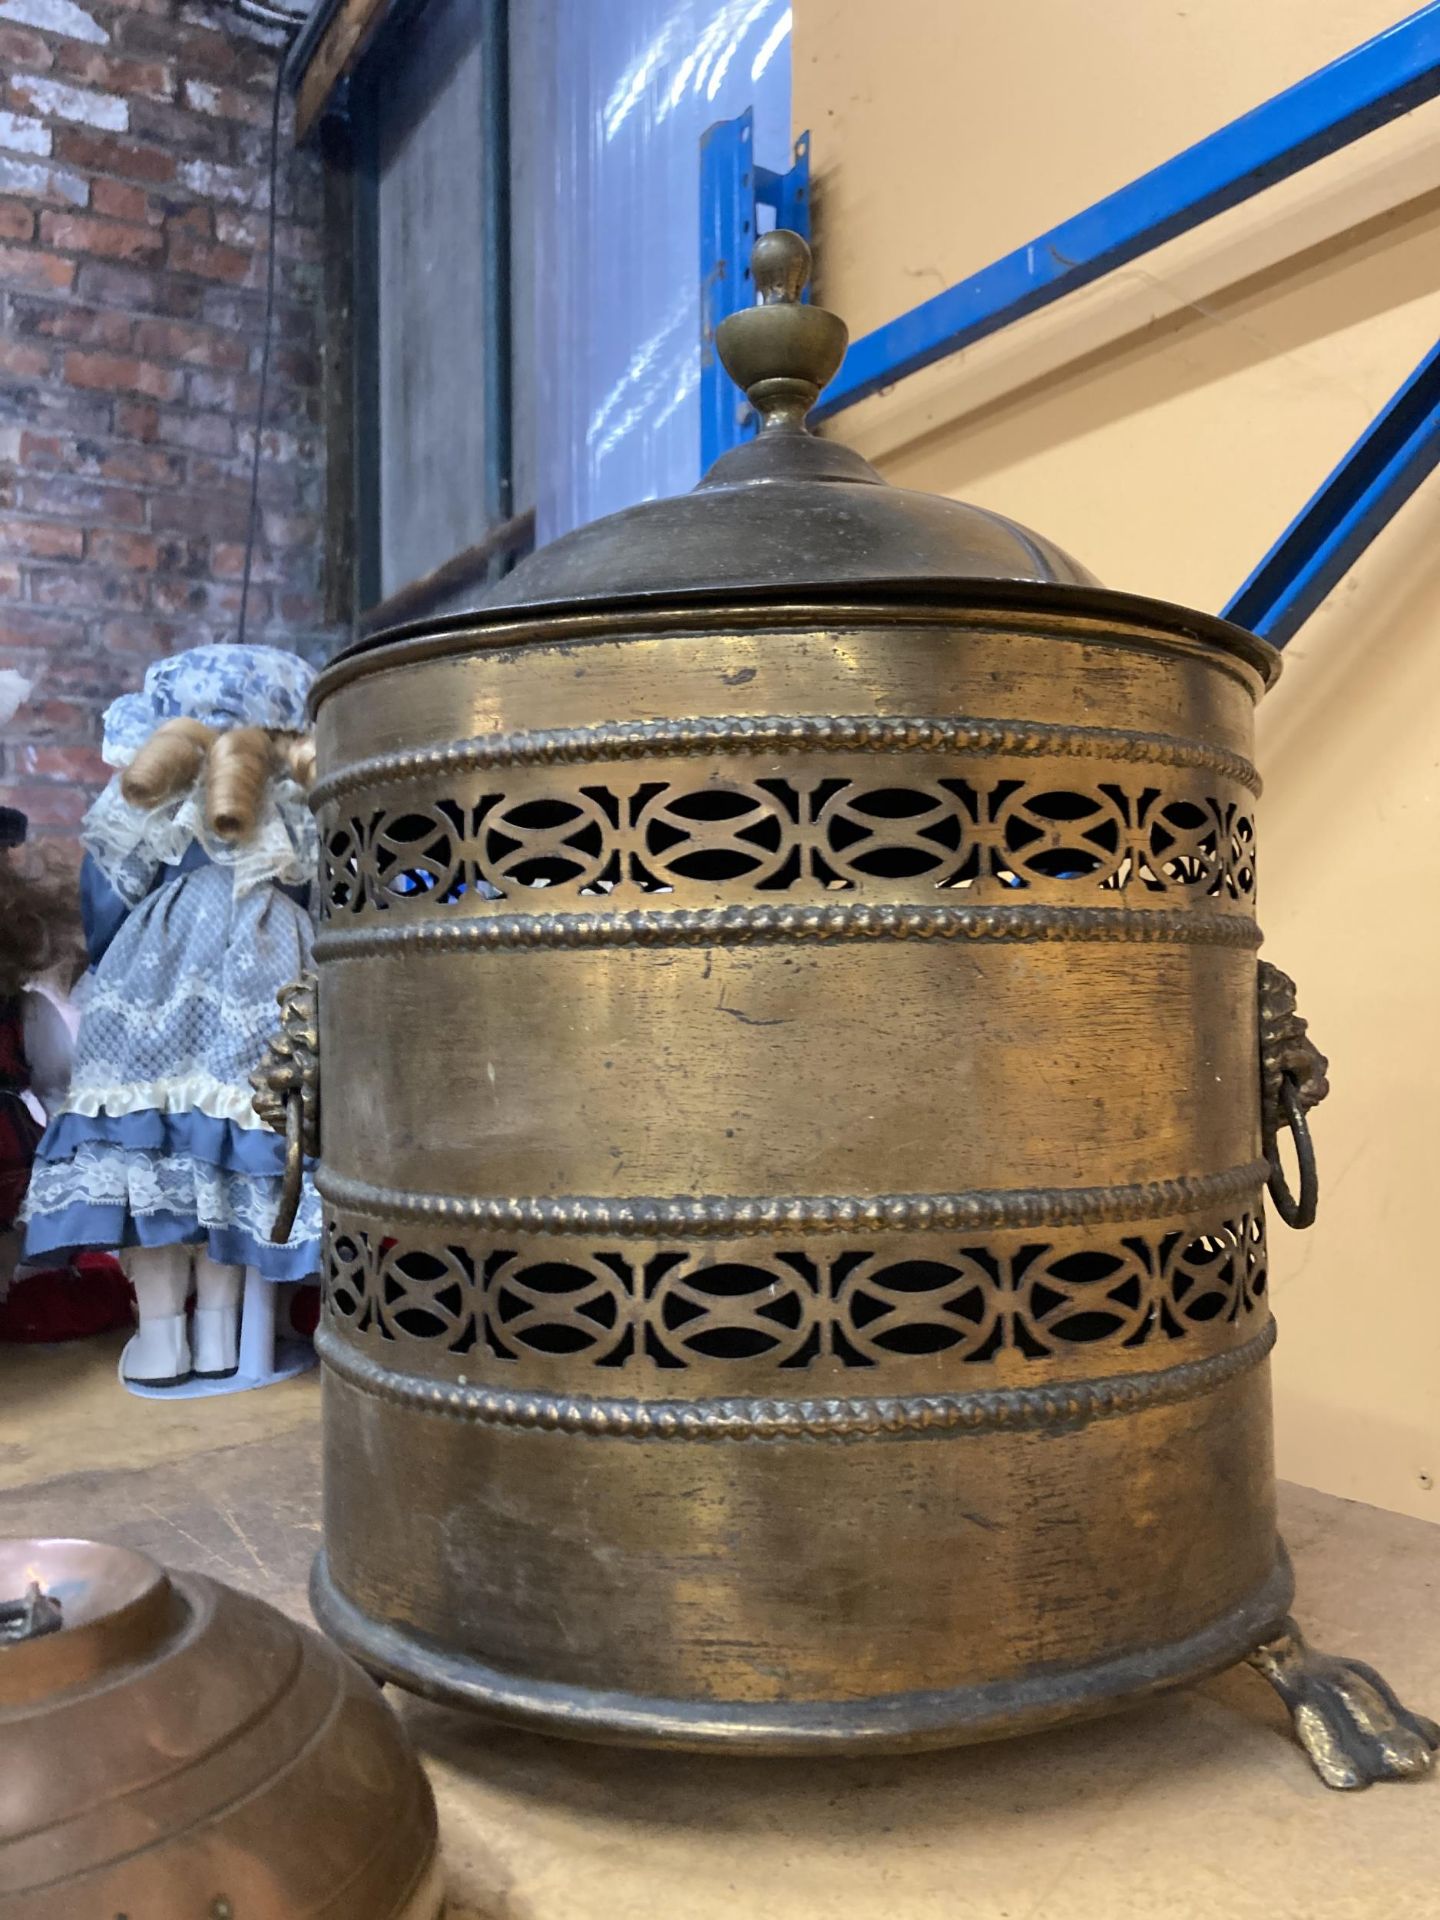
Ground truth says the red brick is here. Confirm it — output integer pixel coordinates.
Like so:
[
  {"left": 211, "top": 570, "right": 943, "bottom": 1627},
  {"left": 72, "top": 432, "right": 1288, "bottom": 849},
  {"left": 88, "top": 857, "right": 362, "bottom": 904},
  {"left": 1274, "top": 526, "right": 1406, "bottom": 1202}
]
[
  {"left": 211, "top": 207, "right": 262, "bottom": 251},
  {"left": 4, "top": 397, "right": 113, "bottom": 456},
  {"left": 262, "top": 509, "right": 318, "bottom": 549},
  {"left": 198, "top": 288, "right": 266, "bottom": 333},
  {"left": 113, "top": 398, "right": 159, "bottom": 440},
  {"left": 0, "top": 244, "right": 74, "bottom": 293},
  {"left": 40, "top": 211, "right": 165, "bottom": 265},
  {"left": 237, "top": 424, "right": 315, "bottom": 465},
  {"left": 29, "top": 565, "right": 149, "bottom": 611},
  {"left": 87, "top": 441, "right": 186, "bottom": 487},
  {"left": 8, "top": 295, "right": 134, "bottom": 349},
  {"left": 4, "top": 783, "right": 89, "bottom": 829},
  {"left": 187, "top": 368, "right": 257, "bottom": 412},
  {"left": 0, "top": 15, "right": 334, "bottom": 847},
  {"left": 181, "top": 76, "right": 268, "bottom": 125},
  {"left": 167, "top": 202, "right": 211, "bottom": 239},
  {"left": 16, "top": 696, "right": 99, "bottom": 741},
  {"left": 98, "top": 613, "right": 183, "bottom": 656},
  {"left": 166, "top": 230, "right": 249, "bottom": 283},
  {"left": 0, "top": 338, "right": 50, "bottom": 379},
  {"left": 91, "top": 177, "right": 163, "bottom": 226},
  {"left": 128, "top": 96, "right": 230, "bottom": 161},
  {"left": 16, "top": 428, "right": 65, "bottom": 466},
  {"left": 11, "top": 742, "right": 109, "bottom": 784},
  {"left": 0, "top": 606, "right": 85, "bottom": 650},
  {"left": 0, "top": 515, "right": 84, "bottom": 560},
  {"left": 0, "top": 199, "right": 33, "bottom": 243},
  {"left": 55, "top": 128, "right": 177, "bottom": 186},
  {"left": 149, "top": 574, "right": 256, "bottom": 619},
  {"left": 271, "top": 343, "right": 319, "bottom": 386},
  {"left": 64, "top": 349, "right": 185, "bottom": 401},
  {"left": 0, "top": 24, "right": 53, "bottom": 72},
  {"left": 276, "top": 589, "right": 320, "bottom": 626},
  {"left": 117, "top": 15, "right": 240, "bottom": 74},
  {"left": 132, "top": 316, "right": 246, "bottom": 369},
  {"left": 184, "top": 455, "right": 248, "bottom": 494},
  {"left": 75, "top": 259, "right": 203, "bottom": 316},
  {"left": 86, "top": 528, "right": 160, "bottom": 569},
  {"left": 19, "top": 474, "right": 146, "bottom": 527},
  {"left": 152, "top": 408, "right": 232, "bottom": 454},
  {"left": 150, "top": 488, "right": 249, "bottom": 539},
  {"left": 53, "top": 46, "right": 176, "bottom": 103},
  {"left": 208, "top": 541, "right": 247, "bottom": 577}
]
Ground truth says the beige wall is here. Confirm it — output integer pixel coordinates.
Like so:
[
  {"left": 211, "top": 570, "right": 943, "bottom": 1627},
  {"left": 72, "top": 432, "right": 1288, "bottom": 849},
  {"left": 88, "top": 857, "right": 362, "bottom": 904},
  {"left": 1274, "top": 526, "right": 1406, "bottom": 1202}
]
[{"left": 795, "top": 0, "right": 1440, "bottom": 1521}]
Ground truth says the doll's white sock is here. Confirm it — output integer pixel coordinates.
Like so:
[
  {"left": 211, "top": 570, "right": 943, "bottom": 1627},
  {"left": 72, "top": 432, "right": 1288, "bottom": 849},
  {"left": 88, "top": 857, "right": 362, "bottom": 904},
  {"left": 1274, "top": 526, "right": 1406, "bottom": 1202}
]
[
  {"left": 124, "top": 1244, "right": 192, "bottom": 1385},
  {"left": 193, "top": 1254, "right": 242, "bottom": 1377}
]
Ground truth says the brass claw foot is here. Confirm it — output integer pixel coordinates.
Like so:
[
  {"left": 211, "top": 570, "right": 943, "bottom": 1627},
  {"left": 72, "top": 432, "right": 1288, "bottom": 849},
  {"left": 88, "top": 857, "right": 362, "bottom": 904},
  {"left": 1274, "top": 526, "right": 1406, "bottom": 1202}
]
[{"left": 1247, "top": 1617, "right": 1440, "bottom": 1789}]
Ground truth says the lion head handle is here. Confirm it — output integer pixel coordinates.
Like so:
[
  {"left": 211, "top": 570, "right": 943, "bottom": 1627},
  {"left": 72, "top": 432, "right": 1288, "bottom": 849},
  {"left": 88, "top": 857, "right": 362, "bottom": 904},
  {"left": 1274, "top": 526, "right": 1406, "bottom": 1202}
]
[
  {"left": 1258, "top": 961, "right": 1329, "bottom": 1229},
  {"left": 251, "top": 970, "right": 319, "bottom": 1242}
]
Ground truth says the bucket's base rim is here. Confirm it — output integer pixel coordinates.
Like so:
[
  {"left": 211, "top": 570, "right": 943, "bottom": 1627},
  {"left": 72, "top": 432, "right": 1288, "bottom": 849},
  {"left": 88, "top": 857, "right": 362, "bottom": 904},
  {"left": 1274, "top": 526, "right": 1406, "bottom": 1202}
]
[{"left": 310, "top": 1546, "right": 1295, "bottom": 1754}]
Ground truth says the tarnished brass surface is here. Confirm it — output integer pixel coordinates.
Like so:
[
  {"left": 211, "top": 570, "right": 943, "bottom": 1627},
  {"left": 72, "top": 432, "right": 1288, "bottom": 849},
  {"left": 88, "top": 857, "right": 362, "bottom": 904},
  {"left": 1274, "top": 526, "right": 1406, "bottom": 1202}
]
[
  {"left": 267, "top": 230, "right": 1431, "bottom": 1770},
  {"left": 0, "top": 1537, "right": 441, "bottom": 1916}
]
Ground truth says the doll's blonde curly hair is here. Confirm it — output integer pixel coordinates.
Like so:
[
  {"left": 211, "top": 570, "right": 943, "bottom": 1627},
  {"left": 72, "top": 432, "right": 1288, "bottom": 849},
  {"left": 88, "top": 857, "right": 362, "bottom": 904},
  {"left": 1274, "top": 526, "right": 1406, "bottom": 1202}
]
[{"left": 120, "top": 718, "right": 316, "bottom": 842}]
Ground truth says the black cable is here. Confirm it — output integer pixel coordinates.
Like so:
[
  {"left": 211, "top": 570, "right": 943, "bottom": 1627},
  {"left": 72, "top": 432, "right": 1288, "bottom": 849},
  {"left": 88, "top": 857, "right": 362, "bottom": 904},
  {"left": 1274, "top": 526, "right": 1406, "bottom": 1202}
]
[{"left": 236, "top": 27, "right": 297, "bottom": 650}]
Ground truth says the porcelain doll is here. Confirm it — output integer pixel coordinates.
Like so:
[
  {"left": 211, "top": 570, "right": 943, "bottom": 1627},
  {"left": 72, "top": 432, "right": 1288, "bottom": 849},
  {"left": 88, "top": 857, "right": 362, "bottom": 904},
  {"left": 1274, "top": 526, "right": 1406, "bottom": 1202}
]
[{"left": 22, "top": 644, "right": 322, "bottom": 1387}]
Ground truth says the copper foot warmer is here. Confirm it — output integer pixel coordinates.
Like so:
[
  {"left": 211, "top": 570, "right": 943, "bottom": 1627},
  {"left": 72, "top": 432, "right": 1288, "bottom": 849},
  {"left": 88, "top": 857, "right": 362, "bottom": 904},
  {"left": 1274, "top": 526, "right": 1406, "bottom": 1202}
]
[{"left": 257, "top": 232, "right": 1436, "bottom": 1789}]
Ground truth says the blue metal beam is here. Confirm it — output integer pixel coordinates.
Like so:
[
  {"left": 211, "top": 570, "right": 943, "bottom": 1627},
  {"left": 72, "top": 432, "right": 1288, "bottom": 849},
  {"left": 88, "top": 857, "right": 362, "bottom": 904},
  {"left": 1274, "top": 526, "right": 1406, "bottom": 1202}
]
[
  {"left": 700, "top": 114, "right": 810, "bottom": 470},
  {"left": 813, "top": 3, "right": 1440, "bottom": 422},
  {"left": 1223, "top": 335, "right": 1440, "bottom": 645}
]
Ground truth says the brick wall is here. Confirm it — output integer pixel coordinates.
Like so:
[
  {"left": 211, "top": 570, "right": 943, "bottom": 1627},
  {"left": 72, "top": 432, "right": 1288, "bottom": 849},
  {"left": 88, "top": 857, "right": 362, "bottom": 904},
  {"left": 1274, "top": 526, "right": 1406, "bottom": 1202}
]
[{"left": 0, "top": 0, "right": 331, "bottom": 843}]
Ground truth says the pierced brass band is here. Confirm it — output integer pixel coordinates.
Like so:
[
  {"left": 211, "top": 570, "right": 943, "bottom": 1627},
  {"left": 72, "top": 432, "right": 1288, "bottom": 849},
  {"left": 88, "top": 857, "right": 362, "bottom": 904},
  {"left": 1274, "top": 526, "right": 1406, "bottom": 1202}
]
[{"left": 319, "top": 1170, "right": 1272, "bottom": 1408}]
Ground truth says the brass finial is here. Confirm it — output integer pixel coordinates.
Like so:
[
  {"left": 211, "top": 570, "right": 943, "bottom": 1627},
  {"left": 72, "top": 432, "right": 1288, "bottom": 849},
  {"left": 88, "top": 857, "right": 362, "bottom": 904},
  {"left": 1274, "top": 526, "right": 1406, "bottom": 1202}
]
[{"left": 715, "top": 230, "right": 848, "bottom": 434}]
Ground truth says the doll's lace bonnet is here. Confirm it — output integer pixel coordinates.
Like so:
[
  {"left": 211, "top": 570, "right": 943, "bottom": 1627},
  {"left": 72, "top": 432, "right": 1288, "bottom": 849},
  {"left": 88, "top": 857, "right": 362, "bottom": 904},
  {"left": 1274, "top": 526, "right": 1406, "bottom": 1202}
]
[{"left": 100, "top": 644, "right": 315, "bottom": 768}]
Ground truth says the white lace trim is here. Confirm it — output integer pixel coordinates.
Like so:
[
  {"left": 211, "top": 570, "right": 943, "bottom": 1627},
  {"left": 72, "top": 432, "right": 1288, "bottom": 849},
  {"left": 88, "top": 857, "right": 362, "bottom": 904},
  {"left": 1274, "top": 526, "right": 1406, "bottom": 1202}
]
[
  {"left": 83, "top": 771, "right": 317, "bottom": 905},
  {"left": 23, "top": 1143, "right": 320, "bottom": 1253},
  {"left": 56, "top": 1075, "right": 269, "bottom": 1131},
  {"left": 82, "top": 973, "right": 234, "bottom": 1016}
]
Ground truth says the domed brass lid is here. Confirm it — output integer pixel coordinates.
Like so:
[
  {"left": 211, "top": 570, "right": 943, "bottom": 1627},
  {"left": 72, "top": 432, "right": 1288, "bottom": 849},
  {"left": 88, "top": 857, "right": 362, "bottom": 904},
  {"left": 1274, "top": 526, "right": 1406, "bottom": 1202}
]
[
  {"left": 1, "top": 1536, "right": 442, "bottom": 1918},
  {"left": 344, "top": 229, "right": 1276, "bottom": 688},
  {"left": 475, "top": 230, "right": 1096, "bottom": 616}
]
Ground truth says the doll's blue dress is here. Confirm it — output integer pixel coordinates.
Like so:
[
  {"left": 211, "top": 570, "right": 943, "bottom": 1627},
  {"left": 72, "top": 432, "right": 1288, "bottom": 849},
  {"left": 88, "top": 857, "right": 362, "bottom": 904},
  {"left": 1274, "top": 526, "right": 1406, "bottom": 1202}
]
[{"left": 22, "top": 771, "right": 321, "bottom": 1279}]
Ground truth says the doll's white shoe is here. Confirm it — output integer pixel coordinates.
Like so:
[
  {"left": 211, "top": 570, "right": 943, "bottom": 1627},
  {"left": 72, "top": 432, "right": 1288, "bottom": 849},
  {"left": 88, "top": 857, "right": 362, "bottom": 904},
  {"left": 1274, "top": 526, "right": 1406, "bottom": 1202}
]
[
  {"left": 122, "top": 1313, "right": 192, "bottom": 1387},
  {"left": 192, "top": 1305, "right": 239, "bottom": 1379}
]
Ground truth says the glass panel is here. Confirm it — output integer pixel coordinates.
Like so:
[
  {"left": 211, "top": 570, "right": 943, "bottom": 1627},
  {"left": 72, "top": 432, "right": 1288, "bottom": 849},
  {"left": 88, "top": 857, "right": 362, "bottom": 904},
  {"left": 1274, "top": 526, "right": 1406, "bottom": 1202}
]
[{"left": 517, "top": 0, "right": 793, "bottom": 542}]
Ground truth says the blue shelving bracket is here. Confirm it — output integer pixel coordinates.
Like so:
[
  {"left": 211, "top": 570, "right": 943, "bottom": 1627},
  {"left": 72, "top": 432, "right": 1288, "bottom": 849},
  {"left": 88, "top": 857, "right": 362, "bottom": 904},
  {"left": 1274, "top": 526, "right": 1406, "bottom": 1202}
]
[
  {"left": 700, "top": 112, "right": 811, "bottom": 471},
  {"left": 742, "top": 2, "right": 1440, "bottom": 645},
  {"left": 1224, "top": 334, "right": 1440, "bottom": 646},
  {"left": 812, "top": 6, "right": 1440, "bottom": 425}
]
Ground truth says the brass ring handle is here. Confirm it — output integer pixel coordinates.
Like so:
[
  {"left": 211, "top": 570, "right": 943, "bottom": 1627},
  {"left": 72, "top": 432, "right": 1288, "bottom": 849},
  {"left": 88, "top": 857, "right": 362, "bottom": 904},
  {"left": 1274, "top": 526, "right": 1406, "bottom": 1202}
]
[
  {"left": 1264, "top": 1075, "right": 1318, "bottom": 1231},
  {"left": 1257, "top": 961, "right": 1328, "bottom": 1234},
  {"left": 250, "top": 969, "right": 320, "bottom": 1247},
  {"left": 272, "top": 1094, "right": 305, "bottom": 1246}
]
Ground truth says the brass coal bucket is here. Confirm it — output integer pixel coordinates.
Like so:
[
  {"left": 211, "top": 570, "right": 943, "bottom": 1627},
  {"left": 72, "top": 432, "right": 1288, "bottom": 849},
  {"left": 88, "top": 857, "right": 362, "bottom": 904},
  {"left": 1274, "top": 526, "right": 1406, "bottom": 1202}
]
[{"left": 261, "top": 234, "right": 1436, "bottom": 1786}]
